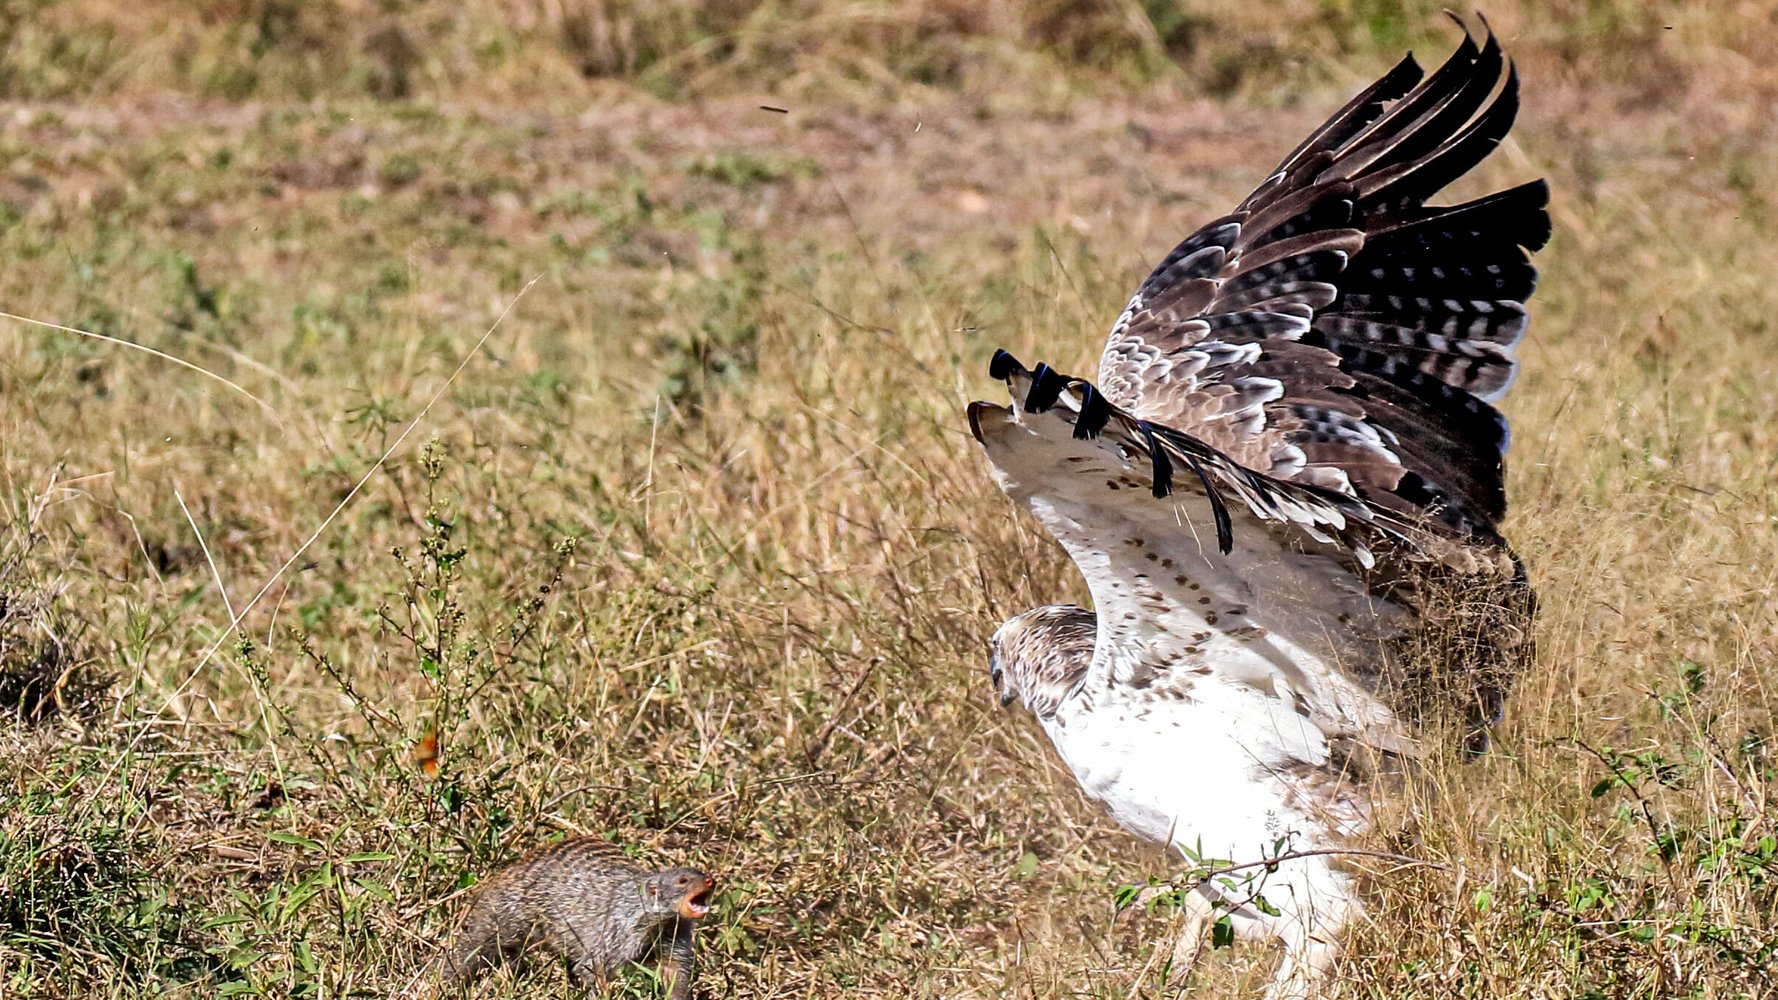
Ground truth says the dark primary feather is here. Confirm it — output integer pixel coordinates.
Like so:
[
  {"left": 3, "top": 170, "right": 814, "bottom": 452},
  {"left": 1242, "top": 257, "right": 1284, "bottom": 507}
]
[
  {"left": 1097, "top": 21, "right": 1548, "bottom": 547},
  {"left": 1263, "top": 52, "right": 1424, "bottom": 181}
]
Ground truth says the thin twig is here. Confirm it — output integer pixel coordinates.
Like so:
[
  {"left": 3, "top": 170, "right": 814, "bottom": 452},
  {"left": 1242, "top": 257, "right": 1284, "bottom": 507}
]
[
  {"left": 173, "top": 486, "right": 236, "bottom": 623},
  {"left": 643, "top": 394, "right": 661, "bottom": 537},
  {"left": 1565, "top": 737, "right": 1677, "bottom": 886},
  {"left": 1193, "top": 847, "right": 1450, "bottom": 880},
  {"left": 1129, "top": 846, "right": 1454, "bottom": 915}
]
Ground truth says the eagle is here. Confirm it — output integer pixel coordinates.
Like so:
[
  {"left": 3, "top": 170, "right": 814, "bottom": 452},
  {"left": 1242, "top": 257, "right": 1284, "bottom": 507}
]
[{"left": 967, "top": 22, "right": 1544, "bottom": 999}]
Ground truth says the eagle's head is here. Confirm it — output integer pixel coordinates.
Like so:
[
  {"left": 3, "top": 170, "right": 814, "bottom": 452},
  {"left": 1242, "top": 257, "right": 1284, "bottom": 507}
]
[{"left": 988, "top": 604, "right": 1096, "bottom": 719}]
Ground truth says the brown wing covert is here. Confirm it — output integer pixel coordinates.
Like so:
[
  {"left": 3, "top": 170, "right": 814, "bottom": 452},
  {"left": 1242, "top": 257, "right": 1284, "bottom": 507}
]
[{"left": 1096, "top": 23, "right": 1549, "bottom": 546}]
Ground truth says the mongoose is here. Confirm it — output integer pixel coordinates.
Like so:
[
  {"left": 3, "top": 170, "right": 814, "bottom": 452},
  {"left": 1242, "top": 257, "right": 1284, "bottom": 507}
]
[{"left": 437, "top": 836, "right": 714, "bottom": 998}]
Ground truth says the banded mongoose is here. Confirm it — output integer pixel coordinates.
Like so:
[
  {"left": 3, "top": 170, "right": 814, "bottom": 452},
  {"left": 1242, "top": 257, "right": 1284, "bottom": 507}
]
[{"left": 438, "top": 836, "right": 714, "bottom": 998}]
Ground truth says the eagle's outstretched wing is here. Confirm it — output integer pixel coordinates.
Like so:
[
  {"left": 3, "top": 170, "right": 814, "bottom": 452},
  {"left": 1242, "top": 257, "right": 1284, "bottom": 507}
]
[
  {"left": 969, "top": 25, "right": 1548, "bottom": 993},
  {"left": 1095, "top": 24, "right": 1548, "bottom": 546}
]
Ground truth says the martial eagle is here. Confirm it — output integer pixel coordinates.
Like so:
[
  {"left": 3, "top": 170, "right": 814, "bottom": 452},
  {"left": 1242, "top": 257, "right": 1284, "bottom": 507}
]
[{"left": 968, "top": 22, "right": 1544, "bottom": 998}]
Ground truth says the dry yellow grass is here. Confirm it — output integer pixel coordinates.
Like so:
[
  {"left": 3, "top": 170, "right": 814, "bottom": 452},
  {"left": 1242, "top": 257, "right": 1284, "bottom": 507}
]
[{"left": 2, "top": 2, "right": 1776, "bottom": 998}]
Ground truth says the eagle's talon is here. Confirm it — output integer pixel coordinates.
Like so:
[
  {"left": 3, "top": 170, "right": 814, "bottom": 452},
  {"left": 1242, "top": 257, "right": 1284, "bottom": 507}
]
[
  {"left": 1074, "top": 385, "right": 1112, "bottom": 440},
  {"left": 1024, "top": 363, "right": 1065, "bottom": 412},
  {"left": 989, "top": 348, "right": 1021, "bottom": 381},
  {"left": 1133, "top": 420, "right": 1174, "bottom": 498}
]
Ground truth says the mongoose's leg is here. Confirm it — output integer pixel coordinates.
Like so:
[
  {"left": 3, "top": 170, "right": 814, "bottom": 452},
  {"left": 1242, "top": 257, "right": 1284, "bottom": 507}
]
[
  {"left": 558, "top": 911, "right": 614, "bottom": 990},
  {"left": 567, "top": 955, "right": 615, "bottom": 991},
  {"left": 656, "top": 917, "right": 697, "bottom": 1000},
  {"left": 440, "top": 918, "right": 503, "bottom": 984}
]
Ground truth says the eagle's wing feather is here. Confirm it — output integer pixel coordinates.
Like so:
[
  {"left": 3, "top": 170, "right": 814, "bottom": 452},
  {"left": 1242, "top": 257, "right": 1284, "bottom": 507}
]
[
  {"left": 971, "top": 353, "right": 1528, "bottom": 750},
  {"left": 1097, "top": 23, "right": 1548, "bottom": 547}
]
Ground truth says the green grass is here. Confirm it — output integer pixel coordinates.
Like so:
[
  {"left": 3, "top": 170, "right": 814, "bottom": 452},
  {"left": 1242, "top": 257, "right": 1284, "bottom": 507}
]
[{"left": 3, "top": 2, "right": 1778, "bottom": 998}]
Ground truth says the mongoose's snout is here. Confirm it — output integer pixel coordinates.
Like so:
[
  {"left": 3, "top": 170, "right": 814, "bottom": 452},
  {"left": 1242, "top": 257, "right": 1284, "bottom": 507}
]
[{"left": 675, "top": 871, "right": 716, "bottom": 920}]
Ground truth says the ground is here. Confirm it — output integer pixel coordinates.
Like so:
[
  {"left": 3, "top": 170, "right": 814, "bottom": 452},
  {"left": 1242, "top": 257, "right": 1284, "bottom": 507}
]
[{"left": 1, "top": 1, "right": 1776, "bottom": 998}]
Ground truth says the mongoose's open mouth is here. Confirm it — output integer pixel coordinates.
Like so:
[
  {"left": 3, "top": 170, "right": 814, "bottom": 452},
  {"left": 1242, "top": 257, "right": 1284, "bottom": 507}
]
[{"left": 679, "top": 876, "right": 716, "bottom": 920}]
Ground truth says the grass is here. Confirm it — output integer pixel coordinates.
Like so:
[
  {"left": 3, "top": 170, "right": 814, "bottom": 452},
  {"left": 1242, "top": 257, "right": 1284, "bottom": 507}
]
[{"left": 2, "top": 1, "right": 1777, "bottom": 997}]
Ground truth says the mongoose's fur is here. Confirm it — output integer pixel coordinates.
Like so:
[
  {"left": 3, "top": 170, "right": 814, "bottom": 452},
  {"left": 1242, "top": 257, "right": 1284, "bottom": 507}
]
[{"left": 438, "top": 837, "right": 714, "bottom": 998}]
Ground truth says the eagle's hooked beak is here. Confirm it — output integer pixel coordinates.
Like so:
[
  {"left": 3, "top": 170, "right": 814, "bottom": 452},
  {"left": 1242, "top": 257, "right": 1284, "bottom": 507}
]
[{"left": 989, "top": 647, "right": 1015, "bottom": 707}]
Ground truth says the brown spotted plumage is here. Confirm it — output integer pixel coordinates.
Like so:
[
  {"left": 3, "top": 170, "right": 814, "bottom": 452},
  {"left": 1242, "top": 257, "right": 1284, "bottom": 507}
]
[{"left": 1094, "top": 24, "right": 1546, "bottom": 543}]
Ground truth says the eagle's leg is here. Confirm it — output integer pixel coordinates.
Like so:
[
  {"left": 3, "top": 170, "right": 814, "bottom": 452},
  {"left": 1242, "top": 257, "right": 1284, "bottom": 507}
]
[
  {"left": 1264, "top": 931, "right": 1341, "bottom": 1000},
  {"left": 1257, "top": 859, "right": 1354, "bottom": 1000},
  {"left": 1160, "top": 888, "right": 1217, "bottom": 986}
]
